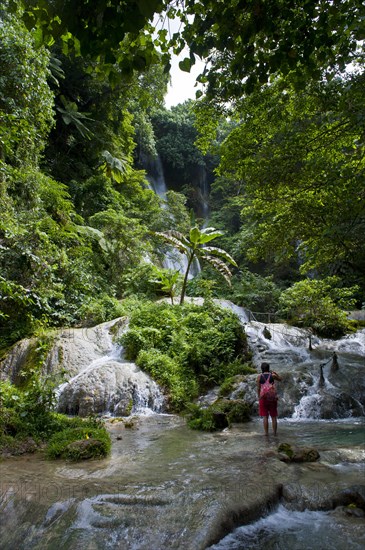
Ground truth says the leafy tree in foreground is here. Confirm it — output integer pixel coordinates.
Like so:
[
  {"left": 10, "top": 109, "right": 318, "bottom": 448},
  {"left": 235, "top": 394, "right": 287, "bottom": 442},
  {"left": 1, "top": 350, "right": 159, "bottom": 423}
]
[
  {"left": 18, "top": 1, "right": 365, "bottom": 103},
  {"left": 278, "top": 276, "right": 359, "bottom": 337},
  {"left": 182, "top": 0, "right": 365, "bottom": 102},
  {"left": 216, "top": 75, "right": 365, "bottom": 295},
  {"left": 155, "top": 225, "right": 237, "bottom": 304}
]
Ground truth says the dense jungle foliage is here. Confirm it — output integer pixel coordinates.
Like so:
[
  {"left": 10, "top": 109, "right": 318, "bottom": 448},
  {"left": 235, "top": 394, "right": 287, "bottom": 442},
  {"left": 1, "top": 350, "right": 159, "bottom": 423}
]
[
  {"left": 0, "top": 378, "right": 111, "bottom": 458},
  {"left": 120, "top": 300, "right": 253, "bottom": 410},
  {"left": 0, "top": 1, "right": 364, "bottom": 447}
]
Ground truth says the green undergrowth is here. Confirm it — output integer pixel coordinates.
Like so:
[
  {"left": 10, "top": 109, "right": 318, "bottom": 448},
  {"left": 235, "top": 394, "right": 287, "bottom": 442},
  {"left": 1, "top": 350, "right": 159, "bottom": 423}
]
[
  {"left": 119, "top": 300, "right": 252, "bottom": 411},
  {"left": 0, "top": 379, "right": 110, "bottom": 459},
  {"left": 46, "top": 426, "right": 111, "bottom": 460},
  {"left": 186, "top": 400, "right": 251, "bottom": 431}
]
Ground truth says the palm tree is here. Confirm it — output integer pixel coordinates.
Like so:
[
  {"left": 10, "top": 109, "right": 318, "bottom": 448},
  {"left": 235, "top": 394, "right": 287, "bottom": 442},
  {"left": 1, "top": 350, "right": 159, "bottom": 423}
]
[{"left": 155, "top": 225, "right": 237, "bottom": 304}]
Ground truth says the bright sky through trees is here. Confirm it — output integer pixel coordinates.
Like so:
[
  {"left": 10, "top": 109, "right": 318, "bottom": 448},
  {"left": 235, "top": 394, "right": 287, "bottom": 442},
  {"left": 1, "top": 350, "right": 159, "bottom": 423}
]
[
  {"left": 152, "top": 13, "right": 204, "bottom": 107},
  {"left": 165, "top": 54, "right": 204, "bottom": 107}
]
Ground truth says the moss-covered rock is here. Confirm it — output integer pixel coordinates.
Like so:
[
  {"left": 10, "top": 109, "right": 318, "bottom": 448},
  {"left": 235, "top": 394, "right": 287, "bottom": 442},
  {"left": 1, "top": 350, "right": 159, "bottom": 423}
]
[
  {"left": 46, "top": 426, "right": 111, "bottom": 460},
  {"left": 278, "top": 442, "right": 320, "bottom": 463},
  {"left": 65, "top": 438, "right": 107, "bottom": 460}
]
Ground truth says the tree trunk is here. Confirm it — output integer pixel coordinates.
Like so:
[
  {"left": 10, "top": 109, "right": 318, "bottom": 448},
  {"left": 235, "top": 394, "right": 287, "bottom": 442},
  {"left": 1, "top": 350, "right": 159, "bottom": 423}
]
[{"left": 180, "top": 253, "right": 195, "bottom": 305}]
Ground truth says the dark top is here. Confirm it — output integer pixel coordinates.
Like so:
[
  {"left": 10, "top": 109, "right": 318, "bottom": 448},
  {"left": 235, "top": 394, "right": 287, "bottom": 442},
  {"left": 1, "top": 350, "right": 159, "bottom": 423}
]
[{"left": 260, "top": 373, "right": 274, "bottom": 384}]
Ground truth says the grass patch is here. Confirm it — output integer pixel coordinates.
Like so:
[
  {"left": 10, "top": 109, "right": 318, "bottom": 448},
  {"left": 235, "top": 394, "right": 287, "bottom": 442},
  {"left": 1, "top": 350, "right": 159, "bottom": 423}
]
[
  {"left": 46, "top": 426, "right": 111, "bottom": 460},
  {"left": 0, "top": 378, "right": 110, "bottom": 459}
]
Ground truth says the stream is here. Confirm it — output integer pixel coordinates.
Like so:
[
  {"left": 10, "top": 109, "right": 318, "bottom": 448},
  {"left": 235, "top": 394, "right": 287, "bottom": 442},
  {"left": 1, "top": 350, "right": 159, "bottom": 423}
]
[
  {"left": 0, "top": 416, "right": 363, "bottom": 549},
  {"left": 0, "top": 309, "right": 364, "bottom": 549}
]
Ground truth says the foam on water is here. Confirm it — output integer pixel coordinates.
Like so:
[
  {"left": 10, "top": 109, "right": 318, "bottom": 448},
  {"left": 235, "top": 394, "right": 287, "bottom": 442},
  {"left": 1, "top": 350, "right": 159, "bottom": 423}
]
[{"left": 208, "top": 504, "right": 365, "bottom": 549}]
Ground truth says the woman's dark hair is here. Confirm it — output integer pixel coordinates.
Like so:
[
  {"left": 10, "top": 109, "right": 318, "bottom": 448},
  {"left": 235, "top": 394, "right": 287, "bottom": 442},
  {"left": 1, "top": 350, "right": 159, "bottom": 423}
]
[{"left": 261, "top": 362, "right": 270, "bottom": 373}]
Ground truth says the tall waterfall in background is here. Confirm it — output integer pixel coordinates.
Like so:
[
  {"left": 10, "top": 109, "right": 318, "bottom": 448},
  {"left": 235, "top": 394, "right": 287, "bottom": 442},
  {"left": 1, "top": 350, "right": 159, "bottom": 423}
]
[
  {"left": 197, "top": 164, "right": 210, "bottom": 224},
  {"left": 142, "top": 153, "right": 200, "bottom": 276},
  {"left": 144, "top": 154, "right": 168, "bottom": 200}
]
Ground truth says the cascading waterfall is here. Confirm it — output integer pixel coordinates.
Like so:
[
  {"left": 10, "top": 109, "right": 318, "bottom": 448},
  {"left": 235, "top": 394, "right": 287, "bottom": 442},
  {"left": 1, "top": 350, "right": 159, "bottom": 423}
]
[
  {"left": 217, "top": 301, "right": 365, "bottom": 420},
  {"left": 142, "top": 153, "right": 201, "bottom": 276},
  {"left": 292, "top": 372, "right": 324, "bottom": 419},
  {"left": 196, "top": 164, "right": 210, "bottom": 222},
  {"left": 1, "top": 304, "right": 364, "bottom": 550},
  {"left": 144, "top": 153, "right": 167, "bottom": 200},
  {"left": 56, "top": 323, "right": 164, "bottom": 417}
]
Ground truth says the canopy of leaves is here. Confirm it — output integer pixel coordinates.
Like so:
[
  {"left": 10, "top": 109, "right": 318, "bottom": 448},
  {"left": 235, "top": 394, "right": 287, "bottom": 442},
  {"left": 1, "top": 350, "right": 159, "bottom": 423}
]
[
  {"left": 16, "top": 1, "right": 365, "bottom": 105},
  {"left": 18, "top": 0, "right": 167, "bottom": 81},
  {"left": 182, "top": 0, "right": 365, "bottom": 102},
  {"left": 216, "top": 74, "right": 365, "bottom": 293}
]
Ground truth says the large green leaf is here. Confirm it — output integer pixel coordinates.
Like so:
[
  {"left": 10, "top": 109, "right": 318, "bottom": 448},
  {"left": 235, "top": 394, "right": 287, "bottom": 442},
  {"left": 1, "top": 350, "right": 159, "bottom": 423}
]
[
  {"left": 189, "top": 226, "right": 201, "bottom": 244},
  {"left": 154, "top": 231, "right": 189, "bottom": 253},
  {"left": 203, "top": 256, "right": 233, "bottom": 285},
  {"left": 189, "top": 225, "right": 224, "bottom": 245},
  {"left": 202, "top": 246, "right": 238, "bottom": 267}
]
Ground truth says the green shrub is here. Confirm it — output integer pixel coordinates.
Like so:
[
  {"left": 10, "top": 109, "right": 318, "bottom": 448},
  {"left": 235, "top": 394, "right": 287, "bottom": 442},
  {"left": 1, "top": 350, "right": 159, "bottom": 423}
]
[
  {"left": 137, "top": 348, "right": 198, "bottom": 410},
  {"left": 186, "top": 404, "right": 225, "bottom": 431},
  {"left": 0, "top": 377, "right": 57, "bottom": 438},
  {"left": 231, "top": 268, "right": 282, "bottom": 313},
  {"left": 78, "top": 294, "right": 125, "bottom": 326},
  {"left": 120, "top": 300, "right": 251, "bottom": 411},
  {"left": 120, "top": 264, "right": 163, "bottom": 299},
  {"left": 0, "top": 377, "right": 109, "bottom": 458},
  {"left": 186, "top": 399, "right": 251, "bottom": 431},
  {"left": 279, "top": 277, "right": 358, "bottom": 337},
  {"left": 46, "top": 426, "right": 111, "bottom": 460},
  {"left": 219, "top": 399, "right": 251, "bottom": 423},
  {"left": 121, "top": 327, "right": 163, "bottom": 360}
]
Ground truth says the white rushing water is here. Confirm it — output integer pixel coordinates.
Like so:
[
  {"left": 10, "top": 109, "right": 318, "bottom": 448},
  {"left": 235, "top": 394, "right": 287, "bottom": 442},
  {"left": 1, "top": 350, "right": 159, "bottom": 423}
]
[
  {"left": 1, "top": 304, "right": 364, "bottom": 550},
  {"left": 56, "top": 324, "right": 164, "bottom": 416},
  {"left": 208, "top": 503, "right": 365, "bottom": 550}
]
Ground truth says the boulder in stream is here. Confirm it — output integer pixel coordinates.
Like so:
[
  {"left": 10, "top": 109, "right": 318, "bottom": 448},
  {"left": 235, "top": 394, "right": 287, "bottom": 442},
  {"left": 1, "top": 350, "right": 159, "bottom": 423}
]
[
  {"left": 278, "top": 442, "right": 320, "bottom": 463},
  {"left": 57, "top": 361, "right": 164, "bottom": 417},
  {"left": 332, "top": 485, "right": 365, "bottom": 511}
]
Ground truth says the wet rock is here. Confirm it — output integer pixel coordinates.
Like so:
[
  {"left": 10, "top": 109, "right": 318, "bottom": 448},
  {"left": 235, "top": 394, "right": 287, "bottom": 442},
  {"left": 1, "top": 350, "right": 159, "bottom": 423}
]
[
  {"left": 282, "top": 482, "right": 334, "bottom": 511},
  {"left": 336, "top": 505, "right": 365, "bottom": 518},
  {"left": 292, "top": 448, "right": 320, "bottom": 462},
  {"left": 230, "top": 375, "right": 258, "bottom": 409},
  {"left": 66, "top": 438, "right": 106, "bottom": 460},
  {"left": 0, "top": 338, "right": 38, "bottom": 384},
  {"left": 0, "top": 436, "right": 39, "bottom": 457},
  {"left": 278, "top": 442, "right": 294, "bottom": 458},
  {"left": 57, "top": 362, "right": 163, "bottom": 417},
  {"left": 332, "top": 485, "right": 365, "bottom": 511},
  {"left": 278, "top": 443, "right": 320, "bottom": 463},
  {"left": 46, "top": 319, "right": 126, "bottom": 377}
]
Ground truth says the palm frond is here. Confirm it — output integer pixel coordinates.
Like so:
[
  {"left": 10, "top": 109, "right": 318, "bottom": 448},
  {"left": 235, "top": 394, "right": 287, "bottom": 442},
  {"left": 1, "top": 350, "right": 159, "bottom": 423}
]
[
  {"left": 203, "top": 256, "right": 233, "bottom": 285},
  {"left": 154, "top": 231, "right": 190, "bottom": 253},
  {"left": 202, "top": 246, "right": 238, "bottom": 267}
]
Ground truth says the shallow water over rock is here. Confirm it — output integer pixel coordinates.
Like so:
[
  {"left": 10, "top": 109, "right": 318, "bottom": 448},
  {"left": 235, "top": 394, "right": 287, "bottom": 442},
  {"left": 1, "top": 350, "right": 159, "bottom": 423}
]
[
  {"left": 1, "top": 416, "right": 364, "bottom": 549},
  {"left": 208, "top": 503, "right": 365, "bottom": 550},
  {"left": 1, "top": 303, "right": 364, "bottom": 548}
]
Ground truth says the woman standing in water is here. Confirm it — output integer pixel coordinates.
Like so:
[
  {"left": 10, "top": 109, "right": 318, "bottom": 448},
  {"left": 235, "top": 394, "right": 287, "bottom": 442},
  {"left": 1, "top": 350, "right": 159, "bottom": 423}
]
[{"left": 257, "top": 362, "right": 282, "bottom": 435}]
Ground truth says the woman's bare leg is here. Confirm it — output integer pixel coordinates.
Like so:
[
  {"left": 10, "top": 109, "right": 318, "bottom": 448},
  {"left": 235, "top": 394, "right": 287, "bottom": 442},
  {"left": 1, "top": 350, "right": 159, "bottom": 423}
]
[{"left": 272, "top": 417, "right": 278, "bottom": 435}]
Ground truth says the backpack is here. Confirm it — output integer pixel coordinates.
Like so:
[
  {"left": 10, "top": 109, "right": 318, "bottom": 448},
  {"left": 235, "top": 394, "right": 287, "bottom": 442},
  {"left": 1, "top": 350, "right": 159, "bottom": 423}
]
[{"left": 260, "top": 373, "right": 277, "bottom": 402}]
